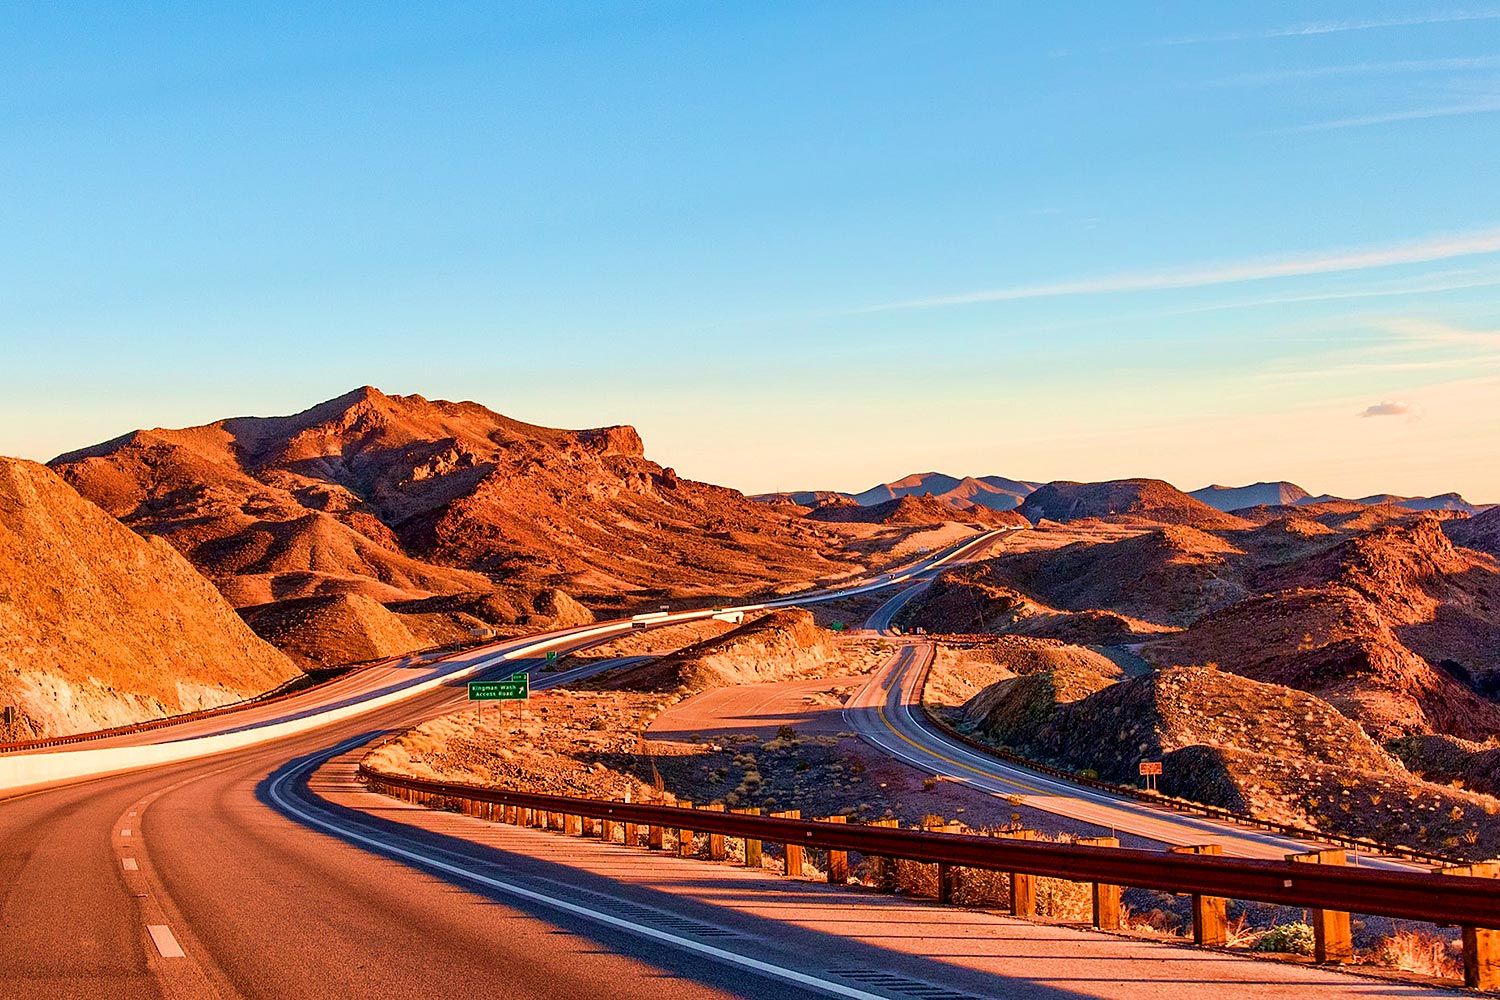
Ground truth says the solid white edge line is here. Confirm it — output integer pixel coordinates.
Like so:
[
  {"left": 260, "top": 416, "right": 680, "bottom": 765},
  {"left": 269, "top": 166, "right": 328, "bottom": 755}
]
[
  {"left": 147, "top": 923, "right": 186, "bottom": 959},
  {"left": 122, "top": 857, "right": 139, "bottom": 871},
  {"left": 267, "top": 745, "right": 888, "bottom": 1000}
]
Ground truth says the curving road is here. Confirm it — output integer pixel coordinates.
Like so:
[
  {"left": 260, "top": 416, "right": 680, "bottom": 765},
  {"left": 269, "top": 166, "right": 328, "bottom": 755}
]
[
  {"left": 846, "top": 580, "right": 1424, "bottom": 870},
  {"left": 0, "top": 526, "right": 1446, "bottom": 998}
]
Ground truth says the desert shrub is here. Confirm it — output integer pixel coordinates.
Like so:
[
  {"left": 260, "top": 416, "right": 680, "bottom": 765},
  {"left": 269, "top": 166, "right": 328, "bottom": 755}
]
[
  {"left": 1252, "top": 922, "right": 1315, "bottom": 955},
  {"left": 1374, "top": 929, "right": 1462, "bottom": 980}
]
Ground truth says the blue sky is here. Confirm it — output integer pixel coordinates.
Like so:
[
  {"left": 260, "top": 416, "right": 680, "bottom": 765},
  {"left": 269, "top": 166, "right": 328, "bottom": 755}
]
[{"left": 3, "top": 3, "right": 1499, "bottom": 499}]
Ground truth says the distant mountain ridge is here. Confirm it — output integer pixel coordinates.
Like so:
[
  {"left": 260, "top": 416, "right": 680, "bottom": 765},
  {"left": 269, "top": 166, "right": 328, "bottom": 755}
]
[
  {"left": 1189, "top": 482, "right": 1310, "bottom": 511},
  {"left": 753, "top": 471, "right": 1041, "bottom": 513},
  {"left": 1191, "top": 482, "right": 1485, "bottom": 515}
]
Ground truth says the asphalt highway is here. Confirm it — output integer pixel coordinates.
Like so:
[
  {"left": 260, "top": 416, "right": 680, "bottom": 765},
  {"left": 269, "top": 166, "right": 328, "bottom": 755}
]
[{"left": 0, "top": 526, "right": 1440, "bottom": 997}]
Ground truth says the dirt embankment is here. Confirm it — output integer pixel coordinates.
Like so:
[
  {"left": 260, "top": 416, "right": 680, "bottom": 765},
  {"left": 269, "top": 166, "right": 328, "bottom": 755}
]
[
  {"left": 948, "top": 662, "right": 1500, "bottom": 858},
  {"left": 0, "top": 457, "right": 301, "bottom": 739},
  {"left": 365, "top": 612, "right": 893, "bottom": 814},
  {"left": 599, "top": 609, "right": 840, "bottom": 693},
  {"left": 923, "top": 637, "right": 1125, "bottom": 712}
]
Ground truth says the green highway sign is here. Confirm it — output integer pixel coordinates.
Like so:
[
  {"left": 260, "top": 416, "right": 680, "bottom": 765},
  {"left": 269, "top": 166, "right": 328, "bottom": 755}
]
[
  {"left": 830, "top": 621, "right": 846, "bottom": 632},
  {"left": 545, "top": 650, "right": 558, "bottom": 662},
  {"left": 468, "top": 675, "right": 529, "bottom": 701}
]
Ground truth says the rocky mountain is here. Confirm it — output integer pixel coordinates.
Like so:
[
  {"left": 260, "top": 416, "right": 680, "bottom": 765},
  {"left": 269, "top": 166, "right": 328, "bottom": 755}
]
[
  {"left": 1190, "top": 481, "right": 1310, "bottom": 511},
  {"left": 1017, "top": 479, "right": 1251, "bottom": 531},
  {"left": 0, "top": 458, "right": 300, "bottom": 739},
  {"left": 51, "top": 387, "right": 867, "bottom": 618},
  {"left": 49, "top": 387, "right": 906, "bottom": 667}
]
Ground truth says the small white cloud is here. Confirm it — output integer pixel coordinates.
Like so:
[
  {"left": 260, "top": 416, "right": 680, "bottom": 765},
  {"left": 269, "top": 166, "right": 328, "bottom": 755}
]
[{"left": 1359, "top": 401, "right": 1420, "bottom": 418}]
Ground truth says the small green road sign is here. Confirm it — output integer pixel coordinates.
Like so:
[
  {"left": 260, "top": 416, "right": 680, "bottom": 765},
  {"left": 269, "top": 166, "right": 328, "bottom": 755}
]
[
  {"left": 830, "top": 621, "right": 846, "bottom": 633},
  {"left": 468, "top": 675, "right": 529, "bottom": 701},
  {"left": 545, "top": 650, "right": 558, "bottom": 662}
]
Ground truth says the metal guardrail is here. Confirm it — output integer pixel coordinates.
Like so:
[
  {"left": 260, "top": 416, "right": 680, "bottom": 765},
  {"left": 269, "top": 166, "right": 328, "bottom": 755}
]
[
  {"left": 357, "top": 764, "right": 1500, "bottom": 930},
  {"left": 905, "top": 643, "right": 1466, "bottom": 868}
]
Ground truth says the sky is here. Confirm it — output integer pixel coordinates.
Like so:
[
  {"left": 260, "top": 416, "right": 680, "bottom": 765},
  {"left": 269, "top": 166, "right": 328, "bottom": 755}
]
[{"left": 3, "top": 3, "right": 1499, "bottom": 500}]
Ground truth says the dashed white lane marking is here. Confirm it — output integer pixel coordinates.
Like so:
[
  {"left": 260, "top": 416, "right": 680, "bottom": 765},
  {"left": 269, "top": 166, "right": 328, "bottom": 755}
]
[
  {"left": 122, "top": 857, "right": 139, "bottom": 871},
  {"left": 121, "top": 828, "right": 132, "bottom": 837},
  {"left": 147, "top": 924, "right": 185, "bottom": 959}
]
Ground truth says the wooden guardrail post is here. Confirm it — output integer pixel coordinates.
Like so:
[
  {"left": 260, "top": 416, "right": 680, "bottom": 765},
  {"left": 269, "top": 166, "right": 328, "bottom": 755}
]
[
  {"left": 1002, "top": 829, "right": 1037, "bottom": 917},
  {"left": 647, "top": 793, "right": 669, "bottom": 850},
  {"left": 676, "top": 801, "right": 695, "bottom": 857},
  {"left": 869, "top": 818, "right": 900, "bottom": 891},
  {"left": 705, "top": 804, "right": 727, "bottom": 860},
  {"left": 581, "top": 815, "right": 596, "bottom": 837},
  {"left": 1170, "top": 844, "right": 1227, "bottom": 946},
  {"left": 623, "top": 817, "right": 639, "bottom": 846},
  {"left": 1288, "top": 848, "right": 1352, "bottom": 963},
  {"left": 565, "top": 813, "right": 583, "bottom": 836},
  {"left": 599, "top": 811, "right": 617, "bottom": 843},
  {"left": 925, "top": 818, "right": 962, "bottom": 903},
  {"left": 1076, "top": 836, "right": 1122, "bottom": 930},
  {"left": 734, "top": 808, "right": 762, "bottom": 868},
  {"left": 772, "top": 809, "right": 803, "bottom": 876},
  {"left": 1440, "top": 861, "right": 1500, "bottom": 990},
  {"left": 823, "top": 816, "right": 849, "bottom": 885}
]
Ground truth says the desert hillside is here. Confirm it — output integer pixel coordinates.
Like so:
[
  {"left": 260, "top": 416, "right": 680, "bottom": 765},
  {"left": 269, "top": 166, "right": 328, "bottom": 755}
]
[
  {"left": 900, "top": 498, "right": 1500, "bottom": 854},
  {"left": 0, "top": 458, "right": 301, "bottom": 739},
  {"left": 943, "top": 662, "right": 1500, "bottom": 856},
  {"left": 1449, "top": 506, "right": 1500, "bottom": 556}
]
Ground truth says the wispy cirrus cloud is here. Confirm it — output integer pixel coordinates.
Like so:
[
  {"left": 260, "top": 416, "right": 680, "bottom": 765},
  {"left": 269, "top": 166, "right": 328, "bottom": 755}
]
[
  {"left": 1154, "top": 9, "right": 1500, "bottom": 46},
  {"left": 863, "top": 229, "right": 1500, "bottom": 312},
  {"left": 1285, "top": 95, "right": 1500, "bottom": 132},
  {"left": 1221, "top": 54, "right": 1500, "bottom": 86}
]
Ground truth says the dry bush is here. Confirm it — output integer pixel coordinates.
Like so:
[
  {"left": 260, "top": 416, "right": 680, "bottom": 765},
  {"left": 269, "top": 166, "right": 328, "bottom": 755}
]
[{"left": 1373, "top": 929, "right": 1462, "bottom": 980}]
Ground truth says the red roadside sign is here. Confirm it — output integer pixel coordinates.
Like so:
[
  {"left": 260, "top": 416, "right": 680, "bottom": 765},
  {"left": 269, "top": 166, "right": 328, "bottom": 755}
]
[{"left": 1139, "top": 761, "right": 1163, "bottom": 776}]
